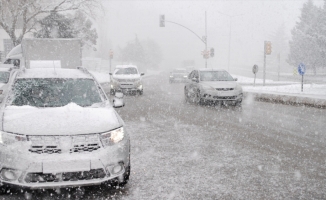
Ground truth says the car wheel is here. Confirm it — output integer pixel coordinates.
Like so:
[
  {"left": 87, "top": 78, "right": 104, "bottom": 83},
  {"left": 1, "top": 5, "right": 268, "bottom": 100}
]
[
  {"left": 184, "top": 88, "right": 189, "bottom": 102},
  {"left": 0, "top": 185, "right": 7, "bottom": 195},
  {"left": 235, "top": 99, "right": 242, "bottom": 107},
  {"left": 138, "top": 90, "right": 143, "bottom": 95},
  {"left": 169, "top": 79, "right": 173, "bottom": 83},
  {"left": 110, "top": 89, "right": 115, "bottom": 96},
  {"left": 118, "top": 164, "right": 130, "bottom": 187},
  {"left": 194, "top": 90, "right": 202, "bottom": 105}
]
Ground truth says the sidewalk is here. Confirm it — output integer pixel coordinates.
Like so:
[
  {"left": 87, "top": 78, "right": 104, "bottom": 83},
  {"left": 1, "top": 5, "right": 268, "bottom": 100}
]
[{"left": 233, "top": 75, "right": 326, "bottom": 108}]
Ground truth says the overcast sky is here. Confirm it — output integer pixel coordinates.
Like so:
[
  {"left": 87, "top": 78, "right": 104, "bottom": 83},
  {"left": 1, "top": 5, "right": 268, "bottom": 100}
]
[{"left": 97, "top": 0, "right": 324, "bottom": 71}]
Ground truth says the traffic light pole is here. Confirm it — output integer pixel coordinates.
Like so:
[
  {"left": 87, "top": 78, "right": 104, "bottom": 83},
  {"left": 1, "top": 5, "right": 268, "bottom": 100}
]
[
  {"left": 205, "top": 11, "right": 207, "bottom": 68},
  {"left": 162, "top": 13, "right": 208, "bottom": 67},
  {"left": 263, "top": 51, "right": 266, "bottom": 86}
]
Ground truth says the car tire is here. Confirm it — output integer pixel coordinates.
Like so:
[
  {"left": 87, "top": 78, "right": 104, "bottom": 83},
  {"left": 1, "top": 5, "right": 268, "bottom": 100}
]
[
  {"left": 184, "top": 88, "right": 189, "bottom": 102},
  {"left": 235, "top": 99, "right": 242, "bottom": 107},
  {"left": 169, "top": 80, "right": 173, "bottom": 83},
  {"left": 194, "top": 90, "right": 202, "bottom": 105},
  {"left": 110, "top": 89, "right": 115, "bottom": 96},
  {"left": 0, "top": 185, "right": 7, "bottom": 195},
  {"left": 138, "top": 90, "right": 143, "bottom": 95},
  {"left": 118, "top": 164, "right": 130, "bottom": 187}
]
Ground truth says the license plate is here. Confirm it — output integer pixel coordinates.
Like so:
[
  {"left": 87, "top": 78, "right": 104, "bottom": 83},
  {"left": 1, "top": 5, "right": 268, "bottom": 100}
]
[{"left": 43, "top": 160, "right": 90, "bottom": 173}]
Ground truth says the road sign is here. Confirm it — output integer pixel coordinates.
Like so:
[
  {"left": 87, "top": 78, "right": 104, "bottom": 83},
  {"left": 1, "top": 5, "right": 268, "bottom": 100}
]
[
  {"left": 252, "top": 64, "right": 258, "bottom": 74},
  {"left": 252, "top": 64, "right": 258, "bottom": 87},
  {"left": 109, "top": 50, "right": 113, "bottom": 59},
  {"left": 298, "top": 63, "right": 306, "bottom": 76},
  {"left": 298, "top": 63, "right": 306, "bottom": 92}
]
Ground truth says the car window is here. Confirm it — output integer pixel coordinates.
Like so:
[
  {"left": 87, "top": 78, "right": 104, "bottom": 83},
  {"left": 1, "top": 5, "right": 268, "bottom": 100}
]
[
  {"left": 115, "top": 67, "right": 138, "bottom": 75},
  {"left": 200, "top": 71, "right": 234, "bottom": 81},
  {"left": 10, "top": 78, "right": 103, "bottom": 107},
  {"left": 173, "top": 69, "right": 186, "bottom": 73},
  {"left": 0, "top": 71, "right": 10, "bottom": 83}
]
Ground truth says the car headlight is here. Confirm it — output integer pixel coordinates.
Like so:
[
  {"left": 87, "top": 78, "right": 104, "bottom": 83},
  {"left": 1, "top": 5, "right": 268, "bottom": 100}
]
[
  {"left": 100, "top": 127, "right": 124, "bottom": 147},
  {"left": 0, "top": 131, "right": 27, "bottom": 145}
]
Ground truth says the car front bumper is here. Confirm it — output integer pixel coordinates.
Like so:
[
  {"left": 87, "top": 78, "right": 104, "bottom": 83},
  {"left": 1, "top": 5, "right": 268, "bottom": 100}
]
[
  {"left": 201, "top": 90, "right": 243, "bottom": 102},
  {"left": 111, "top": 82, "right": 142, "bottom": 93},
  {"left": 0, "top": 137, "right": 130, "bottom": 190}
]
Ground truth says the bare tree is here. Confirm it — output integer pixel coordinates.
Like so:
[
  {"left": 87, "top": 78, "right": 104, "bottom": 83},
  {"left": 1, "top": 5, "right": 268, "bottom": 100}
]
[{"left": 0, "top": 0, "right": 101, "bottom": 46}]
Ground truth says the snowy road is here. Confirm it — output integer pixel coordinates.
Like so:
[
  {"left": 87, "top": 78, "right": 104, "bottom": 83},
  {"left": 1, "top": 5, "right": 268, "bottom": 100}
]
[{"left": 1, "top": 72, "right": 325, "bottom": 199}]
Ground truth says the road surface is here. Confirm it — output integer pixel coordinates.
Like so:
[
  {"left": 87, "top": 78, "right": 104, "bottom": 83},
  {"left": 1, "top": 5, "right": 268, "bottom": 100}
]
[{"left": 1, "top": 71, "right": 325, "bottom": 200}]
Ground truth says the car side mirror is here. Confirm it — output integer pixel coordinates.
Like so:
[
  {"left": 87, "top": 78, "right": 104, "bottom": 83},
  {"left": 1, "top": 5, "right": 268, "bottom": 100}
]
[
  {"left": 113, "top": 92, "right": 125, "bottom": 108},
  {"left": 234, "top": 78, "right": 238, "bottom": 81},
  {"left": 140, "top": 72, "right": 145, "bottom": 76},
  {"left": 109, "top": 73, "right": 112, "bottom": 75},
  {"left": 192, "top": 77, "right": 198, "bottom": 83}
]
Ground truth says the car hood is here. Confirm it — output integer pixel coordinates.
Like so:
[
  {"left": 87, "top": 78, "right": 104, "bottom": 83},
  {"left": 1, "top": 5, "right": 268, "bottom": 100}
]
[
  {"left": 201, "top": 81, "right": 237, "bottom": 89},
  {"left": 172, "top": 72, "right": 187, "bottom": 75},
  {"left": 2, "top": 103, "right": 122, "bottom": 135},
  {"left": 113, "top": 74, "right": 141, "bottom": 79}
]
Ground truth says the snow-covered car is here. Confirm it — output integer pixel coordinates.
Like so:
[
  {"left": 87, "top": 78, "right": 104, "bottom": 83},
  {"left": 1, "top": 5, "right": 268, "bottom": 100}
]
[
  {"left": 0, "top": 67, "right": 130, "bottom": 192},
  {"left": 169, "top": 68, "right": 188, "bottom": 83},
  {"left": 109, "top": 65, "right": 144, "bottom": 95},
  {"left": 184, "top": 69, "right": 243, "bottom": 106}
]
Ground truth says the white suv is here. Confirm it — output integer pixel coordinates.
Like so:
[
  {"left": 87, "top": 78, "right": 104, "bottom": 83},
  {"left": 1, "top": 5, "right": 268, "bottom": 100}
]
[
  {"left": 110, "top": 65, "right": 144, "bottom": 95},
  {"left": 0, "top": 67, "right": 130, "bottom": 194}
]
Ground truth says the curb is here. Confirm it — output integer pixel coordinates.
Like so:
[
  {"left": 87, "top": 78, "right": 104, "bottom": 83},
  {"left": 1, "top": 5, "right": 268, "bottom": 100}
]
[{"left": 244, "top": 92, "right": 326, "bottom": 109}]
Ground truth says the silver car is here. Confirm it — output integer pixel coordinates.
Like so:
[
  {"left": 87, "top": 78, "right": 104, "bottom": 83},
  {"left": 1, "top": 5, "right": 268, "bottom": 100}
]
[
  {"left": 169, "top": 68, "right": 188, "bottom": 83},
  {"left": 0, "top": 67, "right": 130, "bottom": 193},
  {"left": 184, "top": 69, "right": 243, "bottom": 106},
  {"left": 110, "top": 65, "right": 144, "bottom": 95}
]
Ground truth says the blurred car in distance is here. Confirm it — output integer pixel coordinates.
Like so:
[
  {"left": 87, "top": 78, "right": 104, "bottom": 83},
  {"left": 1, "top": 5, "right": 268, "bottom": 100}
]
[
  {"left": 169, "top": 68, "right": 188, "bottom": 83},
  {"left": 184, "top": 68, "right": 243, "bottom": 106},
  {"left": 109, "top": 65, "right": 144, "bottom": 95}
]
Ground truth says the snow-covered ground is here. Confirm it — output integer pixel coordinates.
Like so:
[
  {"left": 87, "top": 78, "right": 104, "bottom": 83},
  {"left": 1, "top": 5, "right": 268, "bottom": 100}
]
[{"left": 233, "top": 74, "right": 326, "bottom": 101}]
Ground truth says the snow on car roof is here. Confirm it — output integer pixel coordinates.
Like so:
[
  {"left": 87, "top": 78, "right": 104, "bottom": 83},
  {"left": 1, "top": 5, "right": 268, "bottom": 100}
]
[
  {"left": 197, "top": 68, "right": 227, "bottom": 72},
  {"left": 115, "top": 65, "right": 138, "bottom": 69},
  {"left": 174, "top": 68, "right": 186, "bottom": 71},
  {"left": 17, "top": 68, "right": 92, "bottom": 79}
]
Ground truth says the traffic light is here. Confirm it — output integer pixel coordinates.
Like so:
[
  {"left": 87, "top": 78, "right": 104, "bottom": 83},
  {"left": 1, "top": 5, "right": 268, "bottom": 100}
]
[
  {"left": 265, "top": 41, "right": 272, "bottom": 55},
  {"left": 159, "top": 15, "right": 165, "bottom": 27},
  {"left": 210, "top": 48, "right": 214, "bottom": 57},
  {"left": 109, "top": 49, "right": 113, "bottom": 59}
]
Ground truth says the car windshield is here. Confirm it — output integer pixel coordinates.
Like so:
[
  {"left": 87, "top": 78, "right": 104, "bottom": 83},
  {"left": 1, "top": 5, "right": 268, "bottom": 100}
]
[
  {"left": 115, "top": 67, "right": 138, "bottom": 75},
  {"left": 10, "top": 78, "right": 102, "bottom": 107},
  {"left": 173, "top": 69, "right": 187, "bottom": 73},
  {"left": 0, "top": 71, "right": 10, "bottom": 83},
  {"left": 200, "top": 71, "right": 234, "bottom": 81}
]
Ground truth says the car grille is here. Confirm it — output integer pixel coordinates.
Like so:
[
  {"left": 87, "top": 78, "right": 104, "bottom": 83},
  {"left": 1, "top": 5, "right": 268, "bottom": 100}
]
[
  {"left": 213, "top": 96, "right": 237, "bottom": 100},
  {"left": 24, "top": 168, "right": 106, "bottom": 183},
  {"left": 120, "top": 83, "right": 134, "bottom": 88},
  {"left": 118, "top": 79, "right": 137, "bottom": 82},
  {"left": 28, "top": 135, "right": 101, "bottom": 154},
  {"left": 215, "top": 88, "right": 234, "bottom": 91}
]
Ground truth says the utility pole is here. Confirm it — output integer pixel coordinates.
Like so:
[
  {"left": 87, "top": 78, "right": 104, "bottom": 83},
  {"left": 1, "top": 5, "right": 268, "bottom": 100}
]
[
  {"left": 205, "top": 11, "right": 207, "bottom": 68},
  {"left": 263, "top": 41, "right": 272, "bottom": 86}
]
